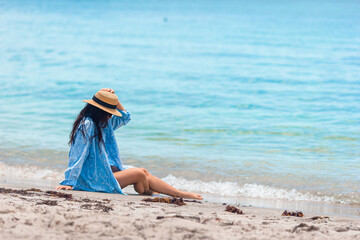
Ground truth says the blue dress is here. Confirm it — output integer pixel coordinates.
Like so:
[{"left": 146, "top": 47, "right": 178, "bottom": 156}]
[{"left": 60, "top": 110, "right": 131, "bottom": 194}]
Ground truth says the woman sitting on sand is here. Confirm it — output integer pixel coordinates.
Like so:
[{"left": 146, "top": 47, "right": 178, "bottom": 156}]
[{"left": 57, "top": 88, "right": 202, "bottom": 200}]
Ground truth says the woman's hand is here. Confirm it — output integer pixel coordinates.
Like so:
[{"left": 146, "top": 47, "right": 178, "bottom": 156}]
[
  {"left": 100, "top": 88, "right": 126, "bottom": 111},
  {"left": 100, "top": 88, "right": 115, "bottom": 93},
  {"left": 55, "top": 185, "right": 73, "bottom": 190}
]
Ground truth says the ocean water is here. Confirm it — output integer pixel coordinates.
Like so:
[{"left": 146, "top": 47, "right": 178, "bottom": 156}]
[{"left": 0, "top": 0, "right": 360, "bottom": 209}]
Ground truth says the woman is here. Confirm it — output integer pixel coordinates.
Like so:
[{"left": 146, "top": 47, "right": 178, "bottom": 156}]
[{"left": 57, "top": 88, "right": 202, "bottom": 200}]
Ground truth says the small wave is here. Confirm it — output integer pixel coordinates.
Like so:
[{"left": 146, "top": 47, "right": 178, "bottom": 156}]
[
  {"left": 0, "top": 162, "right": 355, "bottom": 204},
  {"left": 0, "top": 162, "right": 63, "bottom": 182},
  {"left": 162, "top": 174, "right": 338, "bottom": 203}
]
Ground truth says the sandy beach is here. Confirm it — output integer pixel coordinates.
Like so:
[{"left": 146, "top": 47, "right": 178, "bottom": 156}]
[
  {"left": 1, "top": 1, "right": 360, "bottom": 240},
  {"left": 0, "top": 184, "right": 359, "bottom": 240}
]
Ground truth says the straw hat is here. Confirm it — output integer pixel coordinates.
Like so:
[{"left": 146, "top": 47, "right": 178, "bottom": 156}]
[{"left": 83, "top": 90, "right": 122, "bottom": 117}]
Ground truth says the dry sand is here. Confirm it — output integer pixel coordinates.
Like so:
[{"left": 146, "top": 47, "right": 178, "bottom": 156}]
[{"left": 0, "top": 184, "right": 359, "bottom": 240}]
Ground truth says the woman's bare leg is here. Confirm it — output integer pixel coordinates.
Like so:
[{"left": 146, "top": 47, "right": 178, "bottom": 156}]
[
  {"left": 113, "top": 168, "right": 152, "bottom": 194},
  {"left": 144, "top": 169, "right": 202, "bottom": 200},
  {"left": 114, "top": 167, "right": 202, "bottom": 200}
]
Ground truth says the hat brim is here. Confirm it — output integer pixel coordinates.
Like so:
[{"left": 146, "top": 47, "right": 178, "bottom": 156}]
[{"left": 82, "top": 100, "right": 122, "bottom": 117}]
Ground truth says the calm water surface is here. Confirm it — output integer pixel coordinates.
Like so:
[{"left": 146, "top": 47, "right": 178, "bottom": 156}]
[{"left": 0, "top": 0, "right": 359, "bottom": 205}]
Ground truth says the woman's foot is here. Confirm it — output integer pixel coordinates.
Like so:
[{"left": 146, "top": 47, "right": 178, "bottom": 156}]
[
  {"left": 142, "top": 190, "right": 154, "bottom": 195},
  {"left": 180, "top": 191, "right": 203, "bottom": 200}
]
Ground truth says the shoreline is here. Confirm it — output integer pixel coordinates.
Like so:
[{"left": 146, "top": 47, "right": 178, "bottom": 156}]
[
  {"left": 1, "top": 178, "right": 359, "bottom": 219},
  {"left": 1, "top": 153, "right": 359, "bottom": 211},
  {"left": 1, "top": 176, "right": 360, "bottom": 219},
  {"left": 1, "top": 183, "right": 360, "bottom": 239},
  {"left": 204, "top": 194, "right": 360, "bottom": 219}
]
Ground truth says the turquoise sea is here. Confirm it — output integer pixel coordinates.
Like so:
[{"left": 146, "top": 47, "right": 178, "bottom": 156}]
[{"left": 0, "top": 0, "right": 359, "bottom": 212}]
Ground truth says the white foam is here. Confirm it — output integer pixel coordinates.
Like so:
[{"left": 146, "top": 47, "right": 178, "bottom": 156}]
[
  {"left": 162, "top": 174, "right": 337, "bottom": 203},
  {"left": 0, "top": 162, "right": 63, "bottom": 183},
  {"left": 0, "top": 162, "right": 345, "bottom": 204}
]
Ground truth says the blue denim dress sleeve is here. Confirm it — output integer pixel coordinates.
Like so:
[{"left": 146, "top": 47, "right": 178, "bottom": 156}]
[
  {"left": 60, "top": 117, "right": 125, "bottom": 194},
  {"left": 109, "top": 110, "right": 131, "bottom": 131}
]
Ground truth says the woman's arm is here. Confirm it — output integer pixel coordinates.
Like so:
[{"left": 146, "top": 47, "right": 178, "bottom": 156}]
[
  {"left": 100, "top": 88, "right": 125, "bottom": 111},
  {"left": 116, "top": 99, "right": 126, "bottom": 111},
  {"left": 100, "top": 88, "right": 131, "bottom": 130},
  {"left": 100, "top": 88, "right": 126, "bottom": 111}
]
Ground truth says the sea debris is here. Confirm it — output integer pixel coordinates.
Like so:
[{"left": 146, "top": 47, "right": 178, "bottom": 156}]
[
  {"left": 95, "top": 203, "right": 113, "bottom": 212},
  {"left": 0, "top": 187, "right": 42, "bottom": 196},
  {"left": 309, "top": 216, "right": 329, "bottom": 220},
  {"left": 282, "top": 210, "right": 304, "bottom": 217},
  {"left": 225, "top": 205, "right": 244, "bottom": 214},
  {"left": 45, "top": 191, "right": 73, "bottom": 200},
  {"left": 80, "top": 198, "right": 94, "bottom": 203},
  {"left": 79, "top": 198, "right": 111, "bottom": 204},
  {"left": 156, "top": 215, "right": 200, "bottom": 222},
  {"left": 25, "top": 188, "right": 42, "bottom": 192},
  {"left": 80, "top": 203, "right": 113, "bottom": 212},
  {"left": 184, "top": 199, "right": 202, "bottom": 204},
  {"left": 80, "top": 204, "right": 92, "bottom": 210},
  {"left": 78, "top": 198, "right": 113, "bottom": 212},
  {"left": 335, "top": 226, "right": 351, "bottom": 232},
  {"left": 37, "top": 200, "right": 58, "bottom": 206},
  {"left": 292, "top": 223, "right": 319, "bottom": 233},
  {"left": 142, "top": 197, "right": 186, "bottom": 206}
]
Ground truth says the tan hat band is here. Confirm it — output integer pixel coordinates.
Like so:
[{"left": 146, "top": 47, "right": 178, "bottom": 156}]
[{"left": 92, "top": 96, "right": 117, "bottom": 109}]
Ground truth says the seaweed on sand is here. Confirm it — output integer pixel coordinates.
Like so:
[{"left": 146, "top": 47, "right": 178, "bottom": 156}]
[
  {"left": 0, "top": 187, "right": 42, "bottom": 196},
  {"left": 225, "top": 205, "right": 244, "bottom": 214},
  {"left": 184, "top": 199, "right": 202, "bottom": 204},
  {"left": 78, "top": 198, "right": 113, "bottom": 212},
  {"left": 309, "top": 216, "right": 329, "bottom": 220},
  {"left": 80, "top": 204, "right": 92, "bottom": 210},
  {"left": 142, "top": 197, "right": 186, "bottom": 206},
  {"left": 26, "top": 188, "right": 42, "bottom": 192},
  {"left": 94, "top": 203, "right": 113, "bottom": 212},
  {"left": 282, "top": 210, "right": 304, "bottom": 217},
  {"left": 156, "top": 215, "right": 201, "bottom": 222},
  {"left": 292, "top": 223, "right": 319, "bottom": 233},
  {"left": 80, "top": 203, "right": 113, "bottom": 212},
  {"left": 45, "top": 191, "right": 73, "bottom": 200}
]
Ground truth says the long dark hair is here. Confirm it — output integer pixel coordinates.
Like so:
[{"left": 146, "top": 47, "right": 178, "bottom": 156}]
[{"left": 69, "top": 104, "right": 112, "bottom": 147}]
